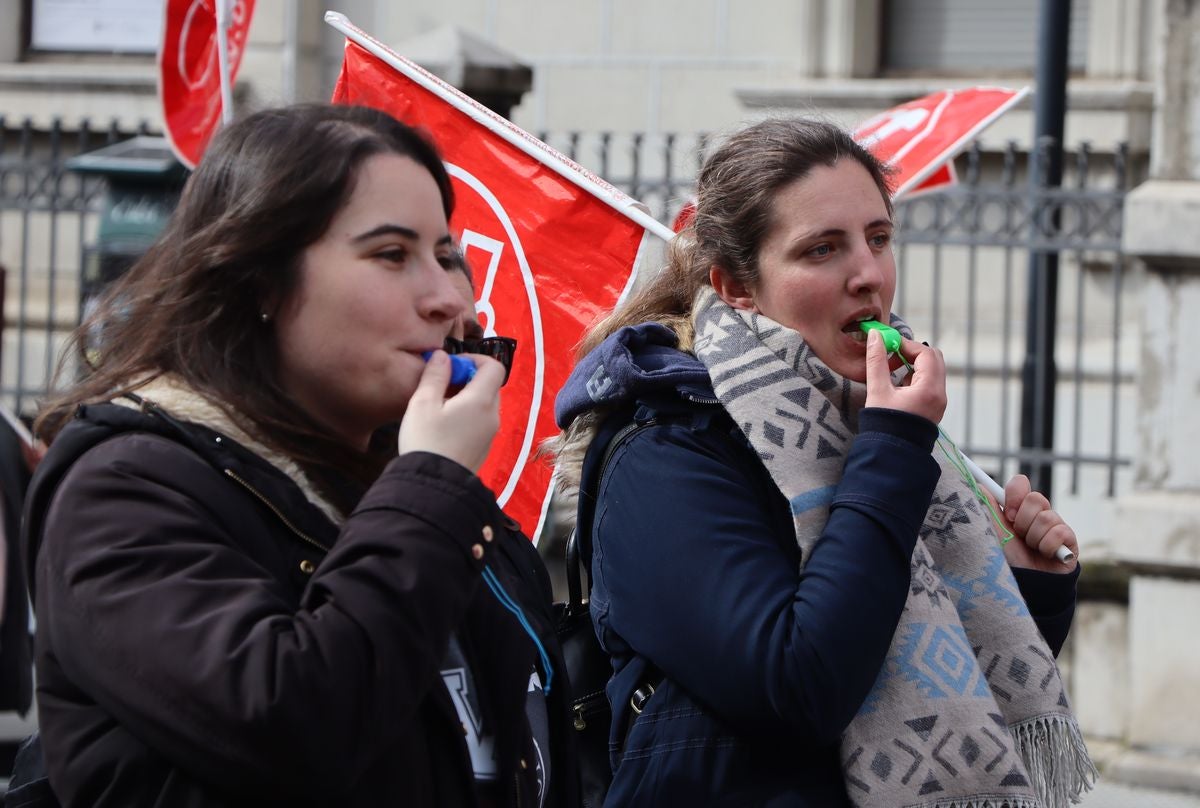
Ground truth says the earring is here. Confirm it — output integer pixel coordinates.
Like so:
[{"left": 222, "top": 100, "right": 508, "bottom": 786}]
[{"left": 260, "top": 312, "right": 270, "bottom": 324}]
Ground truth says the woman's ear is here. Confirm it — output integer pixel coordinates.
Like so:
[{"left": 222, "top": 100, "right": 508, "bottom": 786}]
[
  {"left": 258, "top": 294, "right": 281, "bottom": 326},
  {"left": 709, "top": 266, "right": 757, "bottom": 312}
]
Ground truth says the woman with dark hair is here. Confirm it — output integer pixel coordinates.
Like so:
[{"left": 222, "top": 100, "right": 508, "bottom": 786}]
[
  {"left": 21, "top": 104, "right": 576, "bottom": 807},
  {"left": 551, "top": 118, "right": 1092, "bottom": 806}
]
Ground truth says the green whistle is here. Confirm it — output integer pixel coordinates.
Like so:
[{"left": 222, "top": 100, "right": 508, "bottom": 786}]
[{"left": 859, "top": 320, "right": 902, "bottom": 354}]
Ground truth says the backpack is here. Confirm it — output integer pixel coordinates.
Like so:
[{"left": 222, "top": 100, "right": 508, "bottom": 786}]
[
  {"left": 554, "top": 530, "right": 612, "bottom": 808},
  {"left": 554, "top": 417, "right": 656, "bottom": 808}
]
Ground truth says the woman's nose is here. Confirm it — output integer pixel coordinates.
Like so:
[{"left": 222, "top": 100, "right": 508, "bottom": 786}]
[
  {"left": 421, "top": 262, "right": 468, "bottom": 323},
  {"left": 847, "top": 245, "right": 886, "bottom": 294}
]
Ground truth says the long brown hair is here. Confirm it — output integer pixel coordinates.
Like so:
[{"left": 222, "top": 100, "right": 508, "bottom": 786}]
[
  {"left": 37, "top": 104, "right": 454, "bottom": 509},
  {"left": 551, "top": 117, "right": 893, "bottom": 488}
]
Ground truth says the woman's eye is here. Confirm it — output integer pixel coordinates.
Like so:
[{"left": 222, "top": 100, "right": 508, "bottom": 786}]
[
  {"left": 376, "top": 248, "right": 408, "bottom": 264},
  {"left": 807, "top": 244, "right": 832, "bottom": 258},
  {"left": 437, "top": 254, "right": 456, "bottom": 269},
  {"left": 869, "top": 232, "right": 892, "bottom": 249}
]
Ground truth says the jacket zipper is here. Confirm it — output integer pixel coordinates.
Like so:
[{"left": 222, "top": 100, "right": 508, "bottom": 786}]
[
  {"left": 223, "top": 468, "right": 330, "bottom": 553},
  {"left": 683, "top": 392, "right": 719, "bottom": 405}
]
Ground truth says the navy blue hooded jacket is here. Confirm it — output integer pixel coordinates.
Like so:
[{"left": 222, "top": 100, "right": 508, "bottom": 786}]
[{"left": 555, "top": 323, "right": 1079, "bottom": 807}]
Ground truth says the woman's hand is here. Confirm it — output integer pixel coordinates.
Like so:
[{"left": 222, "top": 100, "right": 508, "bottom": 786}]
[
  {"left": 985, "top": 474, "right": 1079, "bottom": 573},
  {"left": 863, "top": 330, "right": 947, "bottom": 424},
  {"left": 398, "top": 350, "right": 505, "bottom": 473}
]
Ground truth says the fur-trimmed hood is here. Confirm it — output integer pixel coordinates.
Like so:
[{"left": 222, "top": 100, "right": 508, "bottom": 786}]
[
  {"left": 117, "top": 375, "right": 344, "bottom": 525},
  {"left": 553, "top": 323, "right": 712, "bottom": 430}
]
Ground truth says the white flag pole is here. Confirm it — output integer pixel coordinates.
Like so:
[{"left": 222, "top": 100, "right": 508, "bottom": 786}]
[
  {"left": 282, "top": 0, "right": 299, "bottom": 103},
  {"left": 958, "top": 451, "right": 1075, "bottom": 563},
  {"left": 0, "top": 404, "right": 34, "bottom": 450},
  {"left": 323, "top": 11, "right": 676, "bottom": 244},
  {"left": 216, "top": 0, "right": 234, "bottom": 124}
]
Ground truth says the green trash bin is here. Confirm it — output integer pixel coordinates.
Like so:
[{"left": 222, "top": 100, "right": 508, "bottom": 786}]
[
  {"left": 67, "top": 135, "right": 189, "bottom": 312},
  {"left": 66, "top": 136, "right": 188, "bottom": 352}
]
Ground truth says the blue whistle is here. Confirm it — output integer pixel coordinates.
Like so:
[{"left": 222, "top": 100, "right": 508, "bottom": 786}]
[
  {"left": 859, "top": 320, "right": 903, "bottom": 354},
  {"left": 421, "top": 351, "right": 477, "bottom": 386}
]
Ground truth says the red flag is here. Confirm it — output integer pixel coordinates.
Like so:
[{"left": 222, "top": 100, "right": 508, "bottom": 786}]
[
  {"left": 671, "top": 200, "right": 697, "bottom": 233},
  {"left": 159, "top": 0, "right": 256, "bottom": 169},
  {"left": 853, "top": 87, "right": 1027, "bottom": 199},
  {"left": 327, "top": 13, "right": 669, "bottom": 541}
]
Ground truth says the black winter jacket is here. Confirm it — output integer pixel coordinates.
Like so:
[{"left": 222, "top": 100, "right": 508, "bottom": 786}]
[{"left": 21, "top": 399, "right": 578, "bottom": 808}]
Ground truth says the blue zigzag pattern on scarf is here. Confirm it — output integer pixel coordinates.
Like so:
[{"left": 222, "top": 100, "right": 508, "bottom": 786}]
[
  {"left": 938, "top": 543, "right": 1031, "bottom": 620},
  {"left": 893, "top": 622, "right": 991, "bottom": 700},
  {"left": 789, "top": 485, "right": 838, "bottom": 516}
]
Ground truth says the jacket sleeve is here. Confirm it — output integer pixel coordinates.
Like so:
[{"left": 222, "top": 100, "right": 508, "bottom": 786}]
[
  {"left": 36, "top": 434, "right": 493, "bottom": 798},
  {"left": 593, "top": 408, "right": 940, "bottom": 744},
  {"left": 1011, "top": 564, "right": 1080, "bottom": 657}
]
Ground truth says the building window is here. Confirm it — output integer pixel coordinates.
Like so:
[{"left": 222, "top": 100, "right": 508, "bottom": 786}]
[
  {"left": 882, "top": 0, "right": 1090, "bottom": 74},
  {"left": 29, "top": 0, "right": 165, "bottom": 53}
]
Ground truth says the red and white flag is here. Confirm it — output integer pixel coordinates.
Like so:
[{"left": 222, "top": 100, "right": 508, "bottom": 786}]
[
  {"left": 327, "top": 13, "right": 670, "bottom": 541},
  {"left": 159, "top": 0, "right": 256, "bottom": 168},
  {"left": 853, "top": 86, "right": 1028, "bottom": 199}
]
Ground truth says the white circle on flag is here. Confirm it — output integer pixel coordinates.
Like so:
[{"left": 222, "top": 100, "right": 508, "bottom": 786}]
[
  {"left": 445, "top": 162, "right": 544, "bottom": 507},
  {"left": 177, "top": 0, "right": 216, "bottom": 91}
]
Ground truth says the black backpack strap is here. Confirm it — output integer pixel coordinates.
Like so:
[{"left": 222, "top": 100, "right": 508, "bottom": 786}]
[
  {"left": 558, "top": 413, "right": 661, "bottom": 807},
  {"left": 564, "top": 527, "right": 586, "bottom": 615},
  {"left": 569, "top": 415, "right": 657, "bottom": 606}
]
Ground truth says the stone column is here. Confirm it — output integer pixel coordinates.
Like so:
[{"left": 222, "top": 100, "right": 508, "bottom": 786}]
[
  {"left": 241, "top": 0, "right": 326, "bottom": 106},
  {"left": 1113, "top": 0, "right": 1200, "bottom": 768},
  {"left": 0, "top": 0, "right": 21, "bottom": 63}
]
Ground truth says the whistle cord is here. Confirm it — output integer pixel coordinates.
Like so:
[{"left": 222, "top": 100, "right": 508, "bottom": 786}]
[
  {"left": 481, "top": 566, "right": 554, "bottom": 695},
  {"left": 894, "top": 352, "right": 1014, "bottom": 545}
]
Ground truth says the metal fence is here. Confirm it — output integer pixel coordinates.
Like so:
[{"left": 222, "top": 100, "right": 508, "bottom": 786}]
[
  {"left": 0, "top": 117, "right": 152, "bottom": 414},
  {"left": 0, "top": 121, "right": 1139, "bottom": 503},
  {"left": 893, "top": 140, "right": 1137, "bottom": 499}
]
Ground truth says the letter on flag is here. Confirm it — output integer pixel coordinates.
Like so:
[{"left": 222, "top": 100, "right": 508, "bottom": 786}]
[{"left": 326, "top": 13, "right": 671, "bottom": 541}]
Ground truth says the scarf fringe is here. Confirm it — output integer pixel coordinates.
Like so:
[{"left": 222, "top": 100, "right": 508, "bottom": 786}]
[
  {"left": 1013, "top": 715, "right": 1099, "bottom": 806},
  {"left": 915, "top": 800, "right": 1040, "bottom": 808}
]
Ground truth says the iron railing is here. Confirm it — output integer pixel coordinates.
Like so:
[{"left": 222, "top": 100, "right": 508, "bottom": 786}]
[
  {"left": 0, "top": 121, "right": 1138, "bottom": 502},
  {"left": 0, "top": 117, "right": 152, "bottom": 414},
  {"left": 892, "top": 140, "right": 1135, "bottom": 497}
]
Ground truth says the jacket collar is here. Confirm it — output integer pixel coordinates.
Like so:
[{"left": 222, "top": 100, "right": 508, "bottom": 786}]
[{"left": 118, "top": 375, "right": 344, "bottom": 526}]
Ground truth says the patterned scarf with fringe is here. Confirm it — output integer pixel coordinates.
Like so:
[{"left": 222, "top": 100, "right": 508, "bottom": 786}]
[{"left": 691, "top": 287, "right": 1095, "bottom": 808}]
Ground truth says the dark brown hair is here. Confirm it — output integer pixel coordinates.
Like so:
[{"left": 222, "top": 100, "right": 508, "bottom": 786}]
[{"left": 37, "top": 104, "right": 454, "bottom": 509}]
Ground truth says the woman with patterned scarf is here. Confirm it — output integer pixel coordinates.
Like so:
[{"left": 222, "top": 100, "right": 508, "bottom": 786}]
[{"left": 551, "top": 118, "right": 1094, "bottom": 807}]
